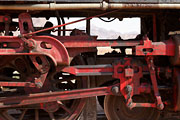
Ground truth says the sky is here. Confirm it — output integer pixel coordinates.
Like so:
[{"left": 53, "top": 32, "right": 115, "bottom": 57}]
[
  {"left": 49, "top": 17, "right": 141, "bottom": 34},
  {"left": 32, "top": 17, "right": 141, "bottom": 39},
  {"left": 32, "top": 17, "right": 140, "bottom": 53}
]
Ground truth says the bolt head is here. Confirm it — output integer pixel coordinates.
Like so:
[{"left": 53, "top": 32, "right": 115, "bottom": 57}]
[{"left": 111, "top": 86, "right": 119, "bottom": 94}]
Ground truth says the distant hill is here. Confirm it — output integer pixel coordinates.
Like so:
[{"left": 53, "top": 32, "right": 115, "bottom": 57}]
[
  {"left": 75, "top": 25, "right": 139, "bottom": 39},
  {"left": 32, "top": 18, "right": 139, "bottom": 39}
]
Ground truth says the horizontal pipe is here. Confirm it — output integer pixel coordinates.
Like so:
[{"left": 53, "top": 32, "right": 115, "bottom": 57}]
[
  {"left": 110, "top": 3, "right": 180, "bottom": 9},
  {"left": 0, "top": 2, "right": 180, "bottom": 10},
  {"left": 0, "top": 3, "right": 101, "bottom": 10}
]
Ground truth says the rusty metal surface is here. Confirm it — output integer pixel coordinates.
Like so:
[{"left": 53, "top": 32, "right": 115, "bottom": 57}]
[
  {"left": 0, "top": 36, "right": 69, "bottom": 66},
  {"left": 136, "top": 36, "right": 175, "bottom": 56},
  {"left": 0, "top": 86, "right": 114, "bottom": 108},
  {"left": 104, "top": 95, "right": 160, "bottom": 120},
  {"left": 0, "top": 5, "right": 179, "bottom": 120}
]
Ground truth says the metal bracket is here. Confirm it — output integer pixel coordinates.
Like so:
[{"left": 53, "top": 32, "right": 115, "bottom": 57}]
[
  {"left": 29, "top": 55, "right": 50, "bottom": 88},
  {"left": 146, "top": 56, "right": 164, "bottom": 110},
  {"left": 62, "top": 57, "right": 165, "bottom": 110}
]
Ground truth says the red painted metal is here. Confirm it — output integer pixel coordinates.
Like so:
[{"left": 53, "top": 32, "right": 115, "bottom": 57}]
[
  {"left": 0, "top": 85, "right": 115, "bottom": 108},
  {"left": 136, "top": 36, "right": 175, "bottom": 56},
  {"left": 18, "top": 13, "right": 34, "bottom": 34},
  {"left": 62, "top": 64, "right": 113, "bottom": 76},
  {"left": 30, "top": 55, "right": 50, "bottom": 88},
  {"left": 0, "top": 35, "right": 70, "bottom": 88},
  {"left": 63, "top": 57, "right": 166, "bottom": 110},
  {"left": 0, "top": 11, "right": 177, "bottom": 116},
  {"left": 57, "top": 35, "right": 175, "bottom": 57},
  {"left": 0, "top": 82, "right": 35, "bottom": 87},
  {"left": 0, "top": 36, "right": 69, "bottom": 66},
  {"left": 0, "top": 15, "right": 11, "bottom": 23},
  {"left": 146, "top": 56, "right": 164, "bottom": 110},
  {"left": 0, "top": 34, "right": 174, "bottom": 111},
  {"left": 58, "top": 36, "right": 140, "bottom": 48}
]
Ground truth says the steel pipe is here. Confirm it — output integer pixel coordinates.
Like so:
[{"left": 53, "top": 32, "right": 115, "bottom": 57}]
[
  {"left": 109, "top": 3, "right": 180, "bottom": 9},
  {"left": 0, "top": 2, "right": 180, "bottom": 10}
]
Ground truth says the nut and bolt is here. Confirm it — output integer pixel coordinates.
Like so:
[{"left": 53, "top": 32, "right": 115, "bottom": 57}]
[{"left": 111, "top": 86, "right": 120, "bottom": 94}]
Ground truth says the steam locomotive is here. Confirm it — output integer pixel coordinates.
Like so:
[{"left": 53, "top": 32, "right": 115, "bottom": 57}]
[{"left": 0, "top": 0, "right": 179, "bottom": 120}]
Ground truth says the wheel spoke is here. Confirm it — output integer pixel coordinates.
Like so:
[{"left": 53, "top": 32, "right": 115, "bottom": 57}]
[
  {"left": 19, "top": 109, "right": 27, "bottom": 120},
  {"left": 48, "top": 112, "right": 55, "bottom": 120},
  {"left": 0, "top": 114, "right": 6, "bottom": 120},
  {"left": 57, "top": 101, "right": 72, "bottom": 114},
  {"left": 0, "top": 54, "right": 87, "bottom": 120},
  {"left": 68, "top": 81, "right": 75, "bottom": 88},
  {"left": 2, "top": 110, "right": 15, "bottom": 120},
  {"left": 35, "top": 109, "right": 39, "bottom": 120}
]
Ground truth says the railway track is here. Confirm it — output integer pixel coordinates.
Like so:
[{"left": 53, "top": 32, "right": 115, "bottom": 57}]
[{"left": 97, "top": 113, "right": 180, "bottom": 120}]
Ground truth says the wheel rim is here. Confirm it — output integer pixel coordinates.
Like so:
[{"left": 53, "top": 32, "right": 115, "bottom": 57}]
[{"left": 104, "top": 95, "right": 160, "bottom": 120}]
